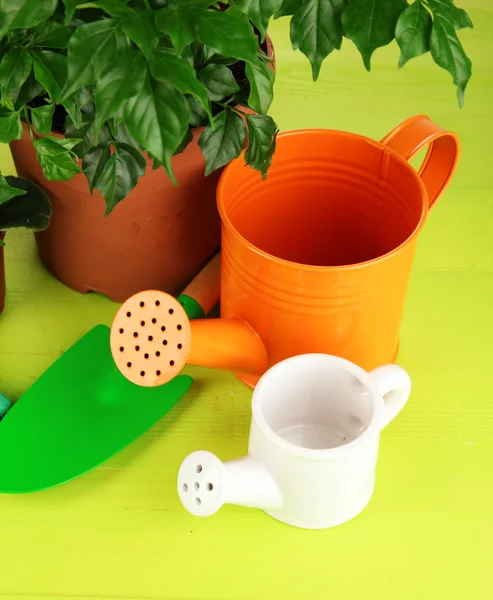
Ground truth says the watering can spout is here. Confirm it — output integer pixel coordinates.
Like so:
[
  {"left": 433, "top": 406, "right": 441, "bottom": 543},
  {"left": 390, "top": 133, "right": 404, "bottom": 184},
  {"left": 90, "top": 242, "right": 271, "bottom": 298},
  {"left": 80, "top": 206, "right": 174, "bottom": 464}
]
[{"left": 178, "top": 451, "right": 283, "bottom": 517}]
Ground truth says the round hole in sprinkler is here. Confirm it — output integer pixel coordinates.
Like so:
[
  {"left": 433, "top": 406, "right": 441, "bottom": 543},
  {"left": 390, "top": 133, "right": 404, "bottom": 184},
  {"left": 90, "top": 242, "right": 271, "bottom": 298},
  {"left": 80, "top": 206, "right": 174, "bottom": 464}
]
[
  {"left": 140, "top": 371, "right": 145, "bottom": 377},
  {"left": 156, "top": 370, "right": 161, "bottom": 376},
  {"left": 152, "top": 318, "right": 156, "bottom": 324},
  {"left": 196, "top": 465, "right": 202, "bottom": 474},
  {"left": 161, "top": 325, "right": 166, "bottom": 332},
  {"left": 144, "top": 353, "right": 149, "bottom": 359},
  {"left": 182, "top": 483, "right": 188, "bottom": 492},
  {"left": 126, "top": 311, "right": 131, "bottom": 317},
  {"left": 207, "top": 483, "right": 213, "bottom": 491},
  {"left": 140, "top": 301, "right": 145, "bottom": 308},
  {"left": 163, "top": 340, "right": 168, "bottom": 346},
  {"left": 156, "top": 351, "right": 160, "bottom": 357},
  {"left": 195, "top": 498, "right": 201, "bottom": 506},
  {"left": 119, "top": 328, "right": 124, "bottom": 334},
  {"left": 119, "top": 346, "right": 124, "bottom": 352},
  {"left": 170, "top": 360, "right": 175, "bottom": 366},
  {"left": 140, "top": 321, "right": 145, "bottom": 327},
  {"left": 135, "top": 346, "right": 140, "bottom": 351},
  {"left": 127, "top": 362, "right": 132, "bottom": 368},
  {"left": 169, "top": 308, "right": 174, "bottom": 315},
  {"left": 177, "top": 324, "right": 182, "bottom": 331},
  {"left": 177, "top": 343, "right": 182, "bottom": 350},
  {"left": 133, "top": 332, "right": 138, "bottom": 338},
  {"left": 155, "top": 300, "right": 160, "bottom": 307},
  {"left": 148, "top": 335, "right": 153, "bottom": 342}
]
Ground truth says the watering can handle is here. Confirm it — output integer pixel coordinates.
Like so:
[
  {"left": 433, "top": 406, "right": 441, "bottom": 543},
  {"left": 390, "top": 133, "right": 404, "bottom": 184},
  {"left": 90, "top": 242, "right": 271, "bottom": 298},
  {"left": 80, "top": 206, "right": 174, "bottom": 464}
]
[
  {"left": 380, "top": 115, "right": 459, "bottom": 210},
  {"left": 177, "top": 252, "right": 221, "bottom": 319}
]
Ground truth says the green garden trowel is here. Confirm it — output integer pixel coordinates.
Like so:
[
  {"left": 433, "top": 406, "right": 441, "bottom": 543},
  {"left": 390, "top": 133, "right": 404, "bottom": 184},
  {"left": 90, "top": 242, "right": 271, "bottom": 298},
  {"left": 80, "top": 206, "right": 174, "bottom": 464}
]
[{"left": 0, "top": 253, "right": 221, "bottom": 494}]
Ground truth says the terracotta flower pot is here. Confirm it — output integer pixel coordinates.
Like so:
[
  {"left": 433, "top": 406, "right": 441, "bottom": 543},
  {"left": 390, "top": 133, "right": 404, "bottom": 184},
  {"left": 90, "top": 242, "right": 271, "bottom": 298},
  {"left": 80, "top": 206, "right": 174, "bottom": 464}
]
[
  {"left": 0, "top": 233, "right": 4, "bottom": 315},
  {"left": 8, "top": 39, "right": 275, "bottom": 304}
]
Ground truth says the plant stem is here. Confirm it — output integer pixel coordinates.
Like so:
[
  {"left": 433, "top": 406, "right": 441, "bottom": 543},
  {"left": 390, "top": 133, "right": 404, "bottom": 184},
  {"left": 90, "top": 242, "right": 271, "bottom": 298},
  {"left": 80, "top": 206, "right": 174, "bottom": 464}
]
[{"left": 22, "top": 107, "right": 36, "bottom": 143}]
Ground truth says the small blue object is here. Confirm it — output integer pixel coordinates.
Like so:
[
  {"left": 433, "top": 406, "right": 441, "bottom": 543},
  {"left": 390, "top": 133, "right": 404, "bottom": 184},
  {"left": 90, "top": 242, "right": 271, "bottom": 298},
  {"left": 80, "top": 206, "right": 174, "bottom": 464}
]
[{"left": 0, "top": 393, "right": 13, "bottom": 421}]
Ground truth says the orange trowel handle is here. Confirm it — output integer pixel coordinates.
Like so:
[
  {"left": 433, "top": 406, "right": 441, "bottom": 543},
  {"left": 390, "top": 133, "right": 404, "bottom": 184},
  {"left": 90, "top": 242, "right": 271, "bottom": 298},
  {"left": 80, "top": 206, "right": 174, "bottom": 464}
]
[{"left": 188, "top": 318, "right": 268, "bottom": 377}]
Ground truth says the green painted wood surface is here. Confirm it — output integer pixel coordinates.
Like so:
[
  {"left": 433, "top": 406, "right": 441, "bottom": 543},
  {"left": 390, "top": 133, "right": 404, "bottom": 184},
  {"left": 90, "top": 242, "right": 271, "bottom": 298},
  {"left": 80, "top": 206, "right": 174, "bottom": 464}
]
[{"left": 0, "top": 2, "right": 491, "bottom": 598}]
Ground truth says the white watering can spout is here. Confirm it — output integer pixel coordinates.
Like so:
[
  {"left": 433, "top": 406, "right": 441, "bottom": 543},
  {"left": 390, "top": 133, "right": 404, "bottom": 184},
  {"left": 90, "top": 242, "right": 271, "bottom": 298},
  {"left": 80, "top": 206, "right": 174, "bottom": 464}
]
[{"left": 178, "top": 451, "right": 283, "bottom": 517}]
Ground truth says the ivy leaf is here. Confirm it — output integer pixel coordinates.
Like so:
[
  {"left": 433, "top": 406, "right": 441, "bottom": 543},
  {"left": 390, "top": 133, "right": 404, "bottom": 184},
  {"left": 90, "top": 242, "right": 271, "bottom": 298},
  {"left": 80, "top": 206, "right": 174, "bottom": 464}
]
[
  {"left": 62, "top": 0, "right": 79, "bottom": 24},
  {"left": 291, "top": 0, "right": 344, "bottom": 80},
  {"left": 275, "top": 0, "right": 301, "bottom": 18},
  {"left": 342, "top": 0, "right": 407, "bottom": 71},
  {"left": 93, "top": 0, "right": 131, "bottom": 16},
  {"left": 0, "top": 0, "right": 57, "bottom": 38},
  {"left": 0, "top": 176, "right": 51, "bottom": 232},
  {"left": 62, "top": 87, "right": 90, "bottom": 130},
  {"left": 150, "top": 49, "right": 212, "bottom": 121},
  {"left": 174, "top": 128, "right": 194, "bottom": 157},
  {"left": 82, "top": 143, "right": 112, "bottom": 193},
  {"left": 155, "top": 5, "right": 196, "bottom": 54},
  {"left": 33, "top": 136, "right": 82, "bottom": 181},
  {"left": 31, "top": 23, "right": 73, "bottom": 48},
  {"left": 0, "top": 174, "right": 25, "bottom": 205},
  {"left": 195, "top": 7, "right": 259, "bottom": 64},
  {"left": 429, "top": 13, "right": 471, "bottom": 107},
  {"left": 61, "top": 20, "right": 127, "bottom": 100},
  {"left": 31, "top": 50, "right": 67, "bottom": 101},
  {"left": 187, "top": 95, "right": 209, "bottom": 127},
  {"left": 199, "top": 110, "right": 246, "bottom": 176},
  {"left": 124, "top": 75, "right": 189, "bottom": 184},
  {"left": 95, "top": 143, "right": 147, "bottom": 215},
  {"left": 94, "top": 53, "right": 147, "bottom": 137},
  {"left": 122, "top": 8, "right": 158, "bottom": 57},
  {"left": 396, "top": 1, "right": 432, "bottom": 68},
  {"left": 11, "top": 72, "right": 44, "bottom": 110},
  {"left": 427, "top": 0, "right": 473, "bottom": 30},
  {"left": 30, "top": 103, "right": 55, "bottom": 135},
  {"left": 198, "top": 64, "right": 240, "bottom": 102},
  {"left": 0, "top": 111, "right": 23, "bottom": 143},
  {"left": 245, "top": 60, "right": 274, "bottom": 114},
  {"left": 244, "top": 114, "right": 278, "bottom": 178},
  {"left": 0, "top": 49, "right": 32, "bottom": 102},
  {"left": 43, "top": 136, "right": 82, "bottom": 151},
  {"left": 233, "top": 0, "right": 283, "bottom": 41}
]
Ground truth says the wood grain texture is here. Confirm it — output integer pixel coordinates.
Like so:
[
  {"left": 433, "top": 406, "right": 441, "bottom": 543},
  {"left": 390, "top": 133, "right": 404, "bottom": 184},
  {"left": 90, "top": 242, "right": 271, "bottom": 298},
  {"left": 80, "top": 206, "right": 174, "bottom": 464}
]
[{"left": 0, "top": 2, "right": 492, "bottom": 598}]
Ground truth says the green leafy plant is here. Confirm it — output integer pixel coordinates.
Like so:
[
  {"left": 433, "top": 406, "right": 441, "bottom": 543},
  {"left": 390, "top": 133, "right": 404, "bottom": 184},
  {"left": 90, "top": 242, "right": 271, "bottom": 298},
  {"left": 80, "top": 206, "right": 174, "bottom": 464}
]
[
  {"left": 0, "top": 174, "right": 52, "bottom": 246},
  {"left": 0, "top": 0, "right": 473, "bottom": 215}
]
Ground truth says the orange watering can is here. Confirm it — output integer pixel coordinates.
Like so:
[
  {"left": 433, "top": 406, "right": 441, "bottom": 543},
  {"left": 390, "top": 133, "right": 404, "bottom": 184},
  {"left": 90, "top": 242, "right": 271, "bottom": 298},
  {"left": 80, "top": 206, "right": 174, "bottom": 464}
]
[{"left": 111, "top": 115, "right": 459, "bottom": 388}]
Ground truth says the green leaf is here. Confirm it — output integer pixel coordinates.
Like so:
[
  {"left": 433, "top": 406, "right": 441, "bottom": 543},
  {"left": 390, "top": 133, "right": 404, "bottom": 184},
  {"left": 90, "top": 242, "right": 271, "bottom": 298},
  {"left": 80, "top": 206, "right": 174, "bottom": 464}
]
[
  {"left": 245, "top": 60, "right": 274, "bottom": 114},
  {"left": 275, "top": 0, "right": 301, "bottom": 18},
  {"left": 94, "top": 52, "right": 147, "bottom": 137},
  {"left": 61, "top": 20, "right": 127, "bottom": 100},
  {"left": 429, "top": 13, "right": 471, "bottom": 107},
  {"left": 30, "top": 103, "right": 55, "bottom": 135},
  {"left": 122, "top": 8, "right": 158, "bottom": 57},
  {"left": 0, "top": 0, "right": 57, "bottom": 38},
  {"left": 427, "top": 0, "right": 473, "bottom": 30},
  {"left": 291, "top": 0, "right": 344, "bottom": 80},
  {"left": 11, "top": 72, "right": 44, "bottom": 110},
  {"left": 342, "top": 0, "right": 407, "bottom": 71},
  {"left": 62, "top": 87, "right": 91, "bottom": 130},
  {"left": 233, "top": 0, "right": 282, "bottom": 41},
  {"left": 124, "top": 75, "right": 189, "bottom": 183},
  {"left": 95, "top": 143, "right": 147, "bottom": 215},
  {"left": 0, "top": 49, "right": 32, "bottom": 101},
  {"left": 0, "top": 175, "right": 51, "bottom": 232},
  {"left": 198, "top": 63, "right": 240, "bottom": 102},
  {"left": 150, "top": 49, "right": 212, "bottom": 121},
  {"left": 82, "top": 143, "right": 112, "bottom": 193},
  {"left": 62, "top": 0, "right": 79, "bottom": 24},
  {"left": 187, "top": 95, "right": 209, "bottom": 127},
  {"left": 195, "top": 7, "right": 259, "bottom": 64},
  {"left": 199, "top": 110, "right": 246, "bottom": 176},
  {"left": 244, "top": 114, "right": 278, "bottom": 178},
  {"left": 174, "top": 127, "right": 194, "bottom": 157},
  {"left": 155, "top": 5, "right": 196, "bottom": 54},
  {"left": 65, "top": 113, "right": 112, "bottom": 157},
  {"left": 396, "top": 1, "right": 432, "bottom": 68},
  {"left": 33, "top": 136, "right": 82, "bottom": 181},
  {"left": 31, "top": 23, "right": 73, "bottom": 48},
  {"left": 93, "top": 0, "right": 131, "bottom": 15},
  {"left": 43, "top": 136, "right": 82, "bottom": 151},
  {"left": 109, "top": 120, "right": 141, "bottom": 149},
  {"left": 0, "top": 173, "right": 26, "bottom": 205},
  {"left": 0, "top": 111, "right": 23, "bottom": 143},
  {"left": 31, "top": 50, "right": 67, "bottom": 101}
]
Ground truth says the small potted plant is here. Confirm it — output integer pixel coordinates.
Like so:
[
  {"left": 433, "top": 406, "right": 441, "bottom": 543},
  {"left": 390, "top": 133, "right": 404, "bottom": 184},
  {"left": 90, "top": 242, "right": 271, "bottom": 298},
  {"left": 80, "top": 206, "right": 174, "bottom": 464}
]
[
  {"left": 0, "top": 174, "right": 51, "bottom": 314},
  {"left": 0, "top": 0, "right": 473, "bottom": 302}
]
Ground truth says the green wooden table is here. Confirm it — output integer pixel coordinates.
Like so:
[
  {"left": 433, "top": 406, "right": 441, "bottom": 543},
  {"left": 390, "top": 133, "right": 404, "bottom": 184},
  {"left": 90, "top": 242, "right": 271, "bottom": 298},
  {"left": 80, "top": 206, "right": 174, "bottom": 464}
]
[{"left": 0, "top": 3, "right": 492, "bottom": 598}]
